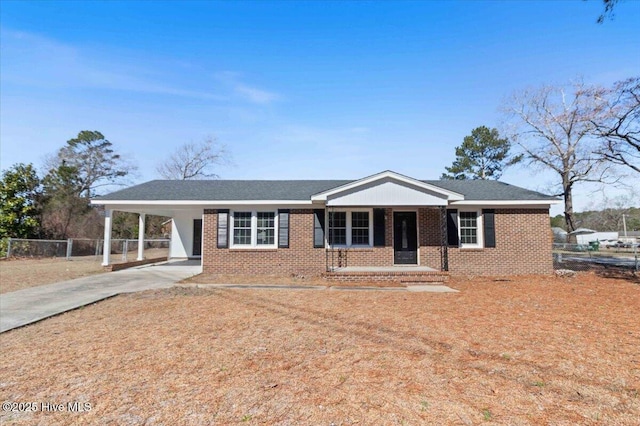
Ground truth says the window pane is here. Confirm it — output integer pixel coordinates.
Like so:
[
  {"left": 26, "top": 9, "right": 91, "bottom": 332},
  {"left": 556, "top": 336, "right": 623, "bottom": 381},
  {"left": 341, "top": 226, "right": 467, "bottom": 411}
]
[
  {"left": 351, "top": 211, "right": 370, "bottom": 245},
  {"left": 328, "top": 212, "right": 347, "bottom": 245},
  {"left": 329, "top": 228, "right": 346, "bottom": 245},
  {"left": 233, "top": 212, "right": 252, "bottom": 245},
  {"left": 352, "top": 228, "right": 369, "bottom": 245},
  {"left": 329, "top": 212, "right": 346, "bottom": 228},
  {"left": 257, "top": 212, "right": 275, "bottom": 245},
  {"left": 233, "top": 228, "right": 252, "bottom": 245},
  {"left": 351, "top": 212, "right": 369, "bottom": 228},
  {"left": 257, "top": 212, "right": 275, "bottom": 228},
  {"left": 459, "top": 212, "right": 478, "bottom": 244},
  {"left": 257, "top": 228, "right": 274, "bottom": 245},
  {"left": 234, "top": 212, "right": 252, "bottom": 228}
]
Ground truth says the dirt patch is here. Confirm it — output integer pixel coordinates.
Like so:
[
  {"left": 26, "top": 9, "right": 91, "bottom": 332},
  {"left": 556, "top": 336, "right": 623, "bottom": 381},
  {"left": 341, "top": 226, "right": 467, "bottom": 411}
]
[{"left": 0, "top": 273, "right": 638, "bottom": 425}]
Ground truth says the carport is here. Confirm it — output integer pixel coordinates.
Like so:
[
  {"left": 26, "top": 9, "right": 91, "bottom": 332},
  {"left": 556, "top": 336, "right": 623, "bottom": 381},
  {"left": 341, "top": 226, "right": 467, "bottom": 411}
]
[{"left": 90, "top": 200, "right": 204, "bottom": 268}]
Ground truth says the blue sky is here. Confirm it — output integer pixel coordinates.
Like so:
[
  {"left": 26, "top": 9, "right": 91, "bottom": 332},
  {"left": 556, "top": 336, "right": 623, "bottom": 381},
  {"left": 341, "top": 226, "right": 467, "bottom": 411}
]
[{"left": 1, "top": 1, "right": 639, "bottom": 214}]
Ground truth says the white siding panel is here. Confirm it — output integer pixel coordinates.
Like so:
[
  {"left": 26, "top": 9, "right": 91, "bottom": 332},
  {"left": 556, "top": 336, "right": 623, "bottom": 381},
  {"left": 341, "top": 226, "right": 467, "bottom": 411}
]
[
  {"left": 327, "top": 180, "right": 448, "bottom": 206},
  {"left": 170, "top": 210, "right": 203, "bottom": 258}
]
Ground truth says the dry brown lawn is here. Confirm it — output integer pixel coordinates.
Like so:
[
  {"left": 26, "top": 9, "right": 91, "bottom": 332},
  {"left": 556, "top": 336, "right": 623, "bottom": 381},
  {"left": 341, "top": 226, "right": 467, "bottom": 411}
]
[
  {"left": 183, "top": 273, "right": 405, "bottom": 287},
  {"left": 0, "top": 258, "right": 105, "bottom": 294},
  {"left": 0, "top": 249, "right": 169, "bottom": 294},
  {"left": 0, "top": 273, "right": 638, "bottom": 425}
]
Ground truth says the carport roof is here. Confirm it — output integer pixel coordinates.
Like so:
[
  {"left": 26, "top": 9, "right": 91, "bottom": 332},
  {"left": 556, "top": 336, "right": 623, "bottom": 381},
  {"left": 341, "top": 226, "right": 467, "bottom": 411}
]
[{"left": 93, "top": 178, "right": 558, "bottom": 202}]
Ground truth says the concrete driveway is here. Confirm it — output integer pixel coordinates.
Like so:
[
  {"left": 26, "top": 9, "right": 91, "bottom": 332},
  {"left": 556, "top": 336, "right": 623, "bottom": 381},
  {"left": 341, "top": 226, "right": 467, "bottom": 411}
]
[{"left": 0, "top": 260, "right": 201, "bottom": 333}]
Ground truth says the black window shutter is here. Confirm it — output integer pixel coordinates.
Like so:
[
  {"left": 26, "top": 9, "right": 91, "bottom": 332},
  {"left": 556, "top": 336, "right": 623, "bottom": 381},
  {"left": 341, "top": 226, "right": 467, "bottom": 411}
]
[
  {"left": 313, "top": 209, "right": 325, "bottom": 248},
  {"left": 447, "top": 209, "right": 459, "bottom": 247},
  {"left": 278, "top": 209, "right": 290, "bottom": 248},
  {"left": 373, "top": 208, "right": 385, "bottom": 247},
  {"left": 217, "top": 210, "right": 229, "bottom": 248},
  {"left": 483, "top": 209, "right": 496, "bottom": 248}
]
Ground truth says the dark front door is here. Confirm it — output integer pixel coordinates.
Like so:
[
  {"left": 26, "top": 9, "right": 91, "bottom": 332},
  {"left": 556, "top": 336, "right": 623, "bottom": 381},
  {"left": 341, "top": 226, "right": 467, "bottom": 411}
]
[
  {"left": 193, "top": 219, "right": 202, "bottom": 256},
  {"left": 393, "top": 212, "right": 417, "bottom": 264}
]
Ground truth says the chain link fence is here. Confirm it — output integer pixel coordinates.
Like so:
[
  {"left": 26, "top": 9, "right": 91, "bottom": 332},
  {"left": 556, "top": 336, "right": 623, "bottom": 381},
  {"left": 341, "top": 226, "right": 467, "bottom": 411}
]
[
  {"left": 553, "top": 243, "right": 639, "bottom": 273},
  {"left": 4, "top": 238, "right": 170, "bottom": 262}
]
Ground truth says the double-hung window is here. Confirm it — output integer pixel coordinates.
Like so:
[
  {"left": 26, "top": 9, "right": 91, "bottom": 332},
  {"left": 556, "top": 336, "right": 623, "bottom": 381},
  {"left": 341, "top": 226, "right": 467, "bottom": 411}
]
[
  {"left": 328, "top": 210, "right": 372, "bottom": 247},
  {"left": 351, "top": 212, "right": 370, "bottom": 245},
  {"left": 256, "top": 212, "right": 275, "bottom": 245},
  {"left": 232, "top": 211, "right": 277, "bottom": 247},
  {"left": 459, "top": 210, "right": 483, "bottom": 248},
  {"left": 328, "top": 212, "right": 347, "bottom": 245},
  {"left": 233, "top": 212, "right": 252, "bottom": 245}
]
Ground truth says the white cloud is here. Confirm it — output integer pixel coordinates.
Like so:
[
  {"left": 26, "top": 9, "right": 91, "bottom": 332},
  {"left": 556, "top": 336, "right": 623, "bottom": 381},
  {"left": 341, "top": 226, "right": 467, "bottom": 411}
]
[
  {"left": 213, "top": 71, "right": 280, "bottom": 105},
  {"left": 234, "top": 83, "right": 280, "bottom": 104},
  {"left": 0, "top": 28, "right": 225, "bottom": 101}
]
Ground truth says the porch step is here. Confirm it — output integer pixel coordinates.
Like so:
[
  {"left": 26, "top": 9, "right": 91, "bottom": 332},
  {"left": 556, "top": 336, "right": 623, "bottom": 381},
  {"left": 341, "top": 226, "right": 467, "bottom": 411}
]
[{"left": 322, "top": 268, "right": 449, "bottom": 284}]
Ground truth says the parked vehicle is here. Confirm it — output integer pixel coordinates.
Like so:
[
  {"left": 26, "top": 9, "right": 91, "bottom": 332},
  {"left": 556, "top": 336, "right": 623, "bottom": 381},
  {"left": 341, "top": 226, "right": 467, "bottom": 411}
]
[
  {"left": 612, "top": 241, "right": 632, "bottom": 249},
  {"left": 599, "top": 239, "right": 617, "bottom": 247}
]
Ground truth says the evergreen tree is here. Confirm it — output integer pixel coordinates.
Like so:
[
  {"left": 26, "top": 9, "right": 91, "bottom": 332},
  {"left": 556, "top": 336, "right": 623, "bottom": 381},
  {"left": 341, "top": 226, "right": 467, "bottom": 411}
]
[
  {"left": 0, "top": 163, "right": 41, "bottom": 239},
  {"left": 441, "top": 126, "right": 521, "bottom": 180}
]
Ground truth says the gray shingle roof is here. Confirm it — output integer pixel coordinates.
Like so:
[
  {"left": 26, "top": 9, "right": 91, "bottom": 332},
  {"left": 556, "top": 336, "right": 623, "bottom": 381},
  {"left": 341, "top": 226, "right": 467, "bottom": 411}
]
[
  {"left": 95, "top": 178, "right": 557, "bottom": 202},
  {"left": 422, "top": 180, "right": 556, "bottom": 201}
]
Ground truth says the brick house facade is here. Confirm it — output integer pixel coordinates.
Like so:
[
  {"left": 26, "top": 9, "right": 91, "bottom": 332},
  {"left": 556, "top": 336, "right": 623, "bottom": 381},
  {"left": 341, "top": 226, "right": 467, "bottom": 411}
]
[
  {"left": 201, "top": 207, "right": 553, "bottom": 276},
  {"left": 93, "top": 171, "right": 559, "bottom": 276}
]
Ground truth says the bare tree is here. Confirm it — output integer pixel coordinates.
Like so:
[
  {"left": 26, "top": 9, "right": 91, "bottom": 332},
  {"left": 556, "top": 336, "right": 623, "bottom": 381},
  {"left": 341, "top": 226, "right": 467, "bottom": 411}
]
[
  {"left": 590, "top": 77, "right": 640, "bottom": 174},
  {"left": 502, "top": 79, "right": 611, "bottom": 233},
  {"left": 156, "top": 137, "right": 231, "bottom": 180},
  {"left": 596, "top": 0, "right": 621, "bottom": 23}
]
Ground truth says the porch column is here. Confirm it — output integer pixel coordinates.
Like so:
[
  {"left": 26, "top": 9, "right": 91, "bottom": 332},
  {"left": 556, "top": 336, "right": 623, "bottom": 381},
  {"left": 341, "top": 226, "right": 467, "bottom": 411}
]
[
  {"left": 137, "top": 213, "right": 146, "bottom": 261},
  {"left": 102, "top": 209, "right": 112, "bottom": 266}
]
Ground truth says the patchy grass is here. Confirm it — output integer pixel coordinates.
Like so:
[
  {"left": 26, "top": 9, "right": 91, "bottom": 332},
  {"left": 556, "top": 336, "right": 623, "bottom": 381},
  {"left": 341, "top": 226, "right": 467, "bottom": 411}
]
[{"left": 0, "top": 273, "right": 638, "bottom": 425}]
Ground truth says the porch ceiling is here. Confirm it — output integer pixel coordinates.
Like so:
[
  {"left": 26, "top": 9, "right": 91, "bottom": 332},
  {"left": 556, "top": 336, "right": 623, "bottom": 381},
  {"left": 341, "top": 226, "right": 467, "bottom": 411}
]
[{"left": 94, "top": 204, "right": 199, "bottom": 217}]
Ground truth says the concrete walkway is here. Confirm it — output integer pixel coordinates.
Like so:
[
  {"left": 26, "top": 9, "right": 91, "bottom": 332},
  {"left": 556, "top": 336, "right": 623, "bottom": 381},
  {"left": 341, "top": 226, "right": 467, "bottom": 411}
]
[{"left": 0, "top": 260, "right": 201, "bottom": 333}]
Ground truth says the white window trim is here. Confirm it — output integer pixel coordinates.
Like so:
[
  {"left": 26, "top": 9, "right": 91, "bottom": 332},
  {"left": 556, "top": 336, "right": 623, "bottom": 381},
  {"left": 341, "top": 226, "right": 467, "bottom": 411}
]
[
  {"left": 458, "top": 209, "right": 483, "bottom": 249},
  {"left": 326, "top": 208, "right": 374, "bottom": 248},
  {"left": 230, "top": 210, "right": 278, "bottom": 249}
]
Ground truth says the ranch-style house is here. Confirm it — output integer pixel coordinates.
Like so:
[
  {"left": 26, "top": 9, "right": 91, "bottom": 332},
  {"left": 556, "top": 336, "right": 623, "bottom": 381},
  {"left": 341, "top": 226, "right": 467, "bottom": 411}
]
[{"left": 92, "top": 170, "right": 559, "bottom": 279}]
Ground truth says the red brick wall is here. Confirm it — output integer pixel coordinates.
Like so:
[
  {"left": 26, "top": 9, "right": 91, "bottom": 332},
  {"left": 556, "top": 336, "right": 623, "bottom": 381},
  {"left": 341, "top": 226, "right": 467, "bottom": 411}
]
[
  {"left": 447, "top": 208, "right": 553, "bottom": 275},
  {"left": 203, "top": 209, "right": 326, "bottom": 275},
  {"left": 202, "top": 207, "right": 553, "bottom": 276}
]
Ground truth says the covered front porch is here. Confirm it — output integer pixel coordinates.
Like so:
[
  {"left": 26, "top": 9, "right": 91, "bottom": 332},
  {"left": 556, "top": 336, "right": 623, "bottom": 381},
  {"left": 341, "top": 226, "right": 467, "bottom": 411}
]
[{"left": 313, "top": 172, "right": 463, "bottom": 275}]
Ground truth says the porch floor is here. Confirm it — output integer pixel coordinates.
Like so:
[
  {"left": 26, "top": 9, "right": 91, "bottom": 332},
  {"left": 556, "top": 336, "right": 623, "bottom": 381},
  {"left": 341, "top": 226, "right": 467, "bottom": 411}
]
[
  {"left": 323, "top": 265, "right": 448, "bottom": 284},
  {"left": 327, "top": 266, "right": 438, "bottom": 273}
]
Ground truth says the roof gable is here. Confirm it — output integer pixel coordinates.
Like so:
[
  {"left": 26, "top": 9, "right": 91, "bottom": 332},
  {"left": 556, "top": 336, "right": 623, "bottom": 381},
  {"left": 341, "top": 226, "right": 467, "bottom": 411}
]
[{"left": 311, "top": 171, "right": 464, "bottom": 205}]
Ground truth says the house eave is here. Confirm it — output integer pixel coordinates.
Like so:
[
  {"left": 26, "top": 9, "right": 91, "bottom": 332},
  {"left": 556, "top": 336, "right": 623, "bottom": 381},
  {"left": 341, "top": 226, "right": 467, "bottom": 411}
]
[
  {"left": 449, "top": 200, "right": 561, "bottom": 207},
  {"left": 90, "top": 199, "right": 314, "bottom": 206}
]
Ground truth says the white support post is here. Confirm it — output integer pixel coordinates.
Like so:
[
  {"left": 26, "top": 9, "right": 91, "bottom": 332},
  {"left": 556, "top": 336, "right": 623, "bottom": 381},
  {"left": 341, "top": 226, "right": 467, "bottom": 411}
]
[
  {"left": 137, "top": 213, "right": 146, "bottom": 261},
  {"left": 102, "top": 209, "right": 112, "bottom": 266}
]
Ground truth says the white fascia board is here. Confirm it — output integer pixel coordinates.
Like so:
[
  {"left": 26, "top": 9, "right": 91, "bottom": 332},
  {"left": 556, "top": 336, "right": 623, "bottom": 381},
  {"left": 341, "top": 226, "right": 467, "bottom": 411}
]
[
  {"left": 311, "top": 170, "right": 464, "bottom": 201},
  {"left": 450, "top": 200, "right": 561, "bottom": 207},
  {"left": 91, "top": 199, "right": 313, "bottom": 206}
]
